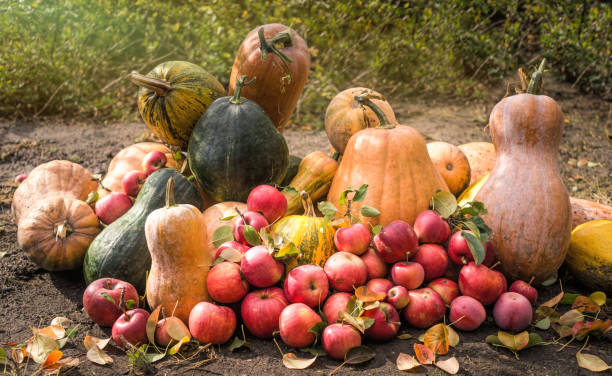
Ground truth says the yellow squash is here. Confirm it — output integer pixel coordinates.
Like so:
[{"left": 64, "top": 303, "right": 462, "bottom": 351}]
[
  {"left": 565, "top": 220, "right": 612, "bottom": 294},
  {"left": 457, "top": 173, "right": 489, "bottom": 206},
  {"left": 272, "top": 191, "right": 335, "bottom": 270}
]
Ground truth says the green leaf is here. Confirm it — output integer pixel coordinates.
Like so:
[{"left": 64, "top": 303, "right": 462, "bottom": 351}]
[
  {"left": 283, "top": 186, "right": 298, "bottom": 195},
  {"left": 219, "top": 215, "right": 236, "bottom": 221},
  {"left": 318, "top": 201, "right": 338, "bottom": 221},
  {"left": 0, "top": 347, "right": 7, "bottom": 365},
  {"left": 228, "top": 336, "right": 250, "bottom": 352},
  {"left": 143, "top": 350, "right": 166, "bottom": 363},
  {"left": 98, "top": 292, "right": 116, "bottom": 305},
  {"left": 461, "top": 231, "right": 486, "bottom": 265},
  {"left": 65, "top": 328, "right": 78, "bottom": 339},
  {"left": 344, "top": 345, "right": 375, "bottom": 364},
  {"left": 299, "top": 347, "right": 327, "bottom": 356},
  {"left": 172, "top": 150, "right": 182, "bottom": 162},
  {"left": 431, "top": 191, "right": 457, "bottom": 218},
  {"left": 523, "top": 333, "right": 544, "bottom": 349},
  {"left": 360, "top": 205, "right": 380, "bottom": 217},
  {"left": 371, "top": 225, "right": 383, "bottom": 235},
  {"left": 86, "top": 191, "right": 99, "bottom": 205},
  {"left": 345, "top": 296, "right": 363, "bottom": 317},
  {"left": 461, "top": 201, "right": 487, "bottom": 216},
  {"left": 308, "top": 321, "right": 327, "bottom": 347},
  {"left": 275, "top": 241, "right": 300, "bottom": 259},
  {"left": 212, "top": 225, "right": 234, "bottom": 248},
  {"left": 125, "top": 299, "right": 137, "bottom": 309},
  {"left": 397, "top": 333, "right": 412, "bottom": 340},
  {"left": 352, "top": 184, "right": 369, "bottom": 202},
  {"left": 559, "top": 293, "right": 580, "bottom": 305},
  {"left": 463, "top": 221, "right": 481, "bottom": 239},
  {"left": 338, "top": 187, "right": 353, "bottom": 206},
  {"left": 534, "top": 317, "right": 551, "bottom": 330},
  {"left": 243, "top": 225, "right": 261, "bottom": 246}
]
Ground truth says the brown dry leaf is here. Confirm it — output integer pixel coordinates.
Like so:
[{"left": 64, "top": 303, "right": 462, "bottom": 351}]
[
  {"left": 354, "top": 286, "right": 386, "bottom": 303},
  {"left": 414, "top": 343, "right": 435, "bottom": 365},
  {"left": 42, "top": 349, "right": 62, "bottom": 369},
  {"left": 38, "top": 325, "right": 66, "bottom": 340},
  {"left": 567, "top": 158, "right": 577, "bottom": 167},
  {"left": 447, "top": 326, "right": 460, "bottom": 347},
  {"left": 573, "top": 319, "right": 612, "bottom": 340},
  {"left": 498, "top": 331, "right": 529, "bottom": 351},
  {"left": 282, "top": 353, "right": 317, "bottom": 369},
  {"left": 558, "top": 309, "right": 584, "bottom": 327},
  {"left": 572, "top": 296, "right": 600, "bottom": 313},
  {"left": 50, "top": 317, "right": 71, "bottom": 328},
  {"left": 577, "top": 351, "right": 612, "bottom": 372},
  {"left": 168, "top": 336, "right": 190, "bottom": 355},
  {"left": 27, "top": 333, "right": 59, "bottom": 364},
  {"left": 147, "top": 305, "right": 162, "bottom": 344},
  {"left": 396, "top": 353, "right": 425, "bottom": 372},
  {"left": 436, "top": 357, "right": 460, "bottom": 374},
  {"left": 11, "top": 347, "right": 26, "bottom": 363},
  {"left": 423, "top": 323, "right": 450, "bottom": 355},
  {"left": 165, "top": 317, "right": 191, "bottom": 341},
  {"left": 83, "top": 335, "right": 111, "bottom": 351},
  {"left": 84, "top": 335, "right": 113, "bottom": 365},
  {"left": 541, "top": 291, "right": 564, "bottom": 308},
  {"left": 577, "top": 158, "right": 588, "bottom": 168}
]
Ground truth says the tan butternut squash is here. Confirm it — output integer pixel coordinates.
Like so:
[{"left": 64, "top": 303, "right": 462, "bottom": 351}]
[{"left": 201, "top": 201, "right": 247, "bottom": 261}]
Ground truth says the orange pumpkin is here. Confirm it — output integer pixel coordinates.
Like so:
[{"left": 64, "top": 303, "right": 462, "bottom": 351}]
[
  {"left": 427, "top": 142, "right": 471, "bottom": 197},
  {"left": 201, "top": 201, "right": 247, "bottom": 260},
  {"left": 327, "top": 94, "right": 449, "bottom": 227},
  {"left": 325, "top": 87, "right": 397, "bottom": 154},
  {"left": 457, "top": 142, "right": 496, "bottom": 186},
  {"left": 570, "top": 197, "right": 612, "bottom": 228}
]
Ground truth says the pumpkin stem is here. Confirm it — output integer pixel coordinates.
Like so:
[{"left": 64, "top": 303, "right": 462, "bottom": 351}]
[
  {"left": 526, "top": 58, "right": 546, "bottom": 95},
  {"left": 300, "top": 191, "right": 316, "bottom": 217},
  {"left": 258, "top": 27, "right": 294, "bottom": 83},
  {"left": 165, "top": 177, "right": 175, "bottom": 208},
  {"left": 54, "top": 220, "right": 72, "bottom": 241},
  {"left": 129, "top": 71, "right": 173, "bottom": 97},
  {"left": 354, "top": 95, "right": 395, "bottom": 129},
  {"left": 230, "top": 75, "right": 257, "bottom": 104}
]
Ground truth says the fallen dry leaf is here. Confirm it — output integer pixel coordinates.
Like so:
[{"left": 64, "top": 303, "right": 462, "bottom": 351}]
[
  {"left": 423, "top": 323, "right": 450, "bottom": 355},
  {"left": 577, "top": 351, "right": 612, "bottom": 372},
  {"left": 436, "top": 356, "right": 460, "bottom": 374},
  {"left": 282, "top": 353, "right": 317, "bottom": 369},
  {"left": 414, "top": 343, "right": 435, "bottom": 365},
  {"left": 396, "top": 353, "right": 425, "bottom": 372}
]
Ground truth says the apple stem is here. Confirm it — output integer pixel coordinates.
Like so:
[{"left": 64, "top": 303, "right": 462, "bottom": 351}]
[
  {"left": 235, "top": 207, "right": 247, "bottom": 224},
  {"left": 272, "top": 337, "right": 284, "bottom": 357},
  {"left": 461, "top": 256, "right": 467, "bottom": 265},
  {"left": 528, "top": 276, "right": 535, "bottom": 286},
  {"left": 119, "top": 287, "right": 128, "bottom": 317},
  {"left": 448, "top": 315, "right": 465, "bottom": 327},
  {"left": 489, "top": 261, "right": 501, "bottom": 270}
]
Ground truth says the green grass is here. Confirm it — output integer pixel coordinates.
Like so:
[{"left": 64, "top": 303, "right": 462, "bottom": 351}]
[{"left": 0, "top": 0, "right": 609, "bottom": 128}]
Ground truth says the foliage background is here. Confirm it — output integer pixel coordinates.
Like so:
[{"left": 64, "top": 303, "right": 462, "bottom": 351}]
[{"left": 0, "top": 0, "right": 609, "bottom": 127}]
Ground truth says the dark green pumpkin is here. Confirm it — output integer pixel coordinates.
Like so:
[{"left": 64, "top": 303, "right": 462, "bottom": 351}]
[
  {"left": 281, "top": 155, "right": 302, "bottom": 186},
  {"left": 83, "top": 168, "right": 202, "bottom": 293},
  {"left": 187, "top": 76, "right": 289, "bottom": 202},
  {"left": 130, "top": 61, "right": 225, "bottom": 148}
]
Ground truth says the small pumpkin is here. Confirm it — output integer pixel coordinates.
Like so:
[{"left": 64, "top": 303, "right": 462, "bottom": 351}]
[
  {"left": 228, "top": 24, "right": 310, "bottom": 132},
  {"left": 130, "top": 61, "right": 225, "bottom": 147},
  {"left": 17, "top": 197, "right": 100, "bottom": 271},
  {"left": 146, "top": 178, "right": 211, "bottom": 323},
  {"left": 282, "top": 152, "right": 339, "bottom": 215},
  {"left": 426, "top": 141, "right": 471, "bottom": 197},
  {"left": 272, "top": 191, "right": 335, "bottom": 270},
  {"left": 457, "top": 142, "right": 496, "bottom": 185},
  {"left": 188, "top": 75, "right": 289, "bottom": 202},
  {"left": 325, "top": 87, "right": 397, "bottom": 154},
  {"left": 565, "top": 220, "right": 612, "bottom": 294},
  {"left": 201, "top": 201, "right": 247, "bottom": 261},
  {"left": 570, "top": 197, "right": 612, "bottom": 229},
  {"left": 327, "top": 94, "right": 449, "bottom": 227}
]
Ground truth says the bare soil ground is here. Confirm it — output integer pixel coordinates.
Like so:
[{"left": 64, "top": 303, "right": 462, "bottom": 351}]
[{"left": 0, "top": 82, "right": 610, "bottom": 375}]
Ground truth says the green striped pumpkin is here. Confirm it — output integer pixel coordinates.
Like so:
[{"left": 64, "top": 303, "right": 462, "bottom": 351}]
[
  {"left": 272, "top": 191, "right": 335, "bottom": 270},
  {"left": 130, "top": 61, "right": 225, "bottom": 148}
]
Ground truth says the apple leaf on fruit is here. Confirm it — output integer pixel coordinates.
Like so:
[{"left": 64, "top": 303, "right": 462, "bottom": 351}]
[
  {"left": 396, "top": 353, "right": 424, "bottom": 372},
  {"left": 371, "top": 225, "right": 382, "bottom": 235},
  {"left": 318, "top": 201, "right": 339, "bottom": 223},
  {"left": 352, "top": 184, "right": 369, "bottom": 203},
  {"left": 461, "top": 231, "right": 486, "bottom": 265},
  {"left": 338, "top": 311, "right": 373, "bottom": 334},
  {"left": 219, "top": 248, "right": 244, "bottom": 263},
  {"left": 308, "top": 321, "right": 327, "bottom": 347},
  {"left": 354, "top": 286, "right": 386, "bottom": 303},
  {"left": 219, "top": 215, "right": 236, "bottom": 221},
  {"left": 459, "top": 200, "right": 487, "bottom": 216},
  {"left": 146, "top": 306, "right": 161, "bottom": 345},
  {"left": 431, "top": 191, "right": 457, "bottom": 219},
  {"left": 436, "top": 356, "right": 460, "bottom": 374},
  {"left": 345, "top": 296, "right": 363, "bottom": 317},
  {"left": 275, "top": 241, "right": 300, "bottom": 260},
  {"left": 212, "top": 225, "right": 234, "bottom": 248},
  {"left": 360, "top": 205, "right": 380, "bottom": 218},
  {"left": 423, "top": 323, "right": 450, "bottom": 355},
  {"left": 98, "top": 291, "right": 117, "bottom": 305},
  {"left": 282, "top": 353, "right": 317, "bottom": 369},
  {"left": 283, "top": 186, "right": 298, "bottom": 195},
  {"left": 577, "top": 351, "right": 612, "bottom": 372},
  {"left": 243, "top": 225, "right": 261, "bottom": 246},
  {"left": 414, "top": 343, "right": 435, "bottom": 364},
  {"left": 166, "top": 319, "right": 191, "bottom": 342},
  {"left": 86, "top": 191, "right": 99, "bottom": 205}
]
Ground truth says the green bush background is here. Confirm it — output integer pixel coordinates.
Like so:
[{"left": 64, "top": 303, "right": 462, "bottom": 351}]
[{"left": 0, "top": 0, "right": 609, "bottom": 127}]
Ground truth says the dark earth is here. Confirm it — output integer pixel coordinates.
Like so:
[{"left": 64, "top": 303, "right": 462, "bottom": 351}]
[{"left": 0, "top": 81, "right": 610, "bottom": 375}]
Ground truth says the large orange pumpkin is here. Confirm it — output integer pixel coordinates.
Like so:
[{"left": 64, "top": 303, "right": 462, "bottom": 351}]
[
  {"left": 426, "top": 142, "right": 471, "bottom": 197},
  {"left": 327, "top": 94, "right": 449, "bottom": 227},
  {"left": 325, "top": 87, "right": 397, "bottom": 154}
]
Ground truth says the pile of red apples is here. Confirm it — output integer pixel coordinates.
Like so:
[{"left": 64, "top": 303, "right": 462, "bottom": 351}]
[{"left": 82, "top": 185, "right": 537, "bottom": 360}]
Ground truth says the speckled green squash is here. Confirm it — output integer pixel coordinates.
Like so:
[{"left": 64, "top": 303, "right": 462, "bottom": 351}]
[
  {"left": 130, "top": 61, "right": 225, "bottom": 147},
  {"left": 83, "top": 168, "right": 203, "bottom": 293}
]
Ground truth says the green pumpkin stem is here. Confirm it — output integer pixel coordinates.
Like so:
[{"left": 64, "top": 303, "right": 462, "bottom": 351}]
[
  {"left": 354, "top": 95, "right": 395, "bottom": 129},
  {"left": 129, "top": 71, "right": 172, "bottom": 96},
  {"left": 165, "top": 177, "right": 175, "bottom": 208},
  {"left": 300, "top": 191, "right": 316, "bottom": 217},
  {"left": 230, "top": 75, "right": 257, "bottom": 104},
  {"left": 258, "top": 27, "right": 294, "bottom": 83},
  {"left": 526, "top": 58, "right": 546, "bottom": 95}
]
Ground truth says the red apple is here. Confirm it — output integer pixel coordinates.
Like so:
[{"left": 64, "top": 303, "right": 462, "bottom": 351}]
[
  {"left": 155, "top": 316, "right": 190, "bottom": 346},
  {"left": 233, "top": 211, "right": 269, "bottom": 245},
  {"left": 83, "top": 278, "right": 139, "bottom": 327},
  {"left": 373, "top": 220, "right": 419, "bottom": 263},
  {"left": 403, "top": 288, "right": 446, "bottom": 328},
  {"left": 279, "top": 303, "right": 323, "bottom": 348},
  {"left": 240, "top": 245, "right": 284, "bottom": 288},
  {"left": 246, "top": 185, "right": 287, "bottom": 223},
  {"left": 323, "top": 292, "right": 352, "bottom": 324},
  {"left": 14, "top": 173, "right": 27, "bottom": 183},
  {"left": 386, "top": 285, "right": 410, "bottom": 310},
  {"left": 391, "top": 261, "right": 425, "bottom": 290},
  {"left": 207, "top": 261, "right": 249, "bottom": 303},
  {"left": 493, "top": 292, "right": 533, "bottom": 332},
  {"left": 449, "top": 296, "right": 486, "bottom": 331},
  {"left": 412, "top": 243, "right": 449, "bottom": 281},
  {"left": 483, "top": 241, "right": 496, "bottom": 267},
  {"left": 509, "top": 278, "right": 538, "bottom": 305},
  {"left": 214, "top": 241, "right": 250, "bottom": 261},
  {"left": 366, "top": 278, "right": 393, "bottom": 295},
  {"left": 426, "top": 278, "right": 459, "bottom": 306},
  {"left": 111, "top": 308, "right": 150, "bottom": 349},
  {"left": 458, "top": 262, "right": 507, "bottom": 305},
  {"left": 324, "top": 252, "right": 367, "bottom": 292},
  {"left": 241, "top": 287, "right": 288, "bottom": 339},
  {"left": 322, "top": 324, "right": 362, "bottom": 360},
  {"left": 121, "top": 170, "right": 147, "bottom": 197},
  {"left": 363, "top": 302, "right": 400, "bottom": 342},
  {"left": 95, "top": 192, "right": 132, "bottom": 225},
  {"left": 448, "top": 230, "right": 486, "bottom": 265},
  {"left": 413, "top": 210, "right": 451, "bottom": 244},
  {"left": 334, "top": 223, "right": 371, "bottom": 255},
  {"left": 284, "top": 264, "right": 329, "bottom": 308},
  {"left": 188, "top": 302, "right": 236, "bottom": 344},
  {"left": 360, "top": 247, "right": 389, "bottom": 280},
  {"left": 142, "top": 150, "right": 167, "bottom": 176}
]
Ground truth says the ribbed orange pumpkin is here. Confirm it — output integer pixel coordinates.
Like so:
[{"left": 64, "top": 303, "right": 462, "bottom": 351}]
[
  {"left": 327, "top": 94, "right": 449, "bottom": 227},
  {"left": 201, "top": 201, "right": 247, "bottom": 260},
  {"left": 458, "top": 142, "right": 496, "bottom": 185},
  {"left": 325, "top": 87, "right": 397, "bottom": 154},
  {"left": 426, "top": 141, "right": 471, "bottom": 197}
]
